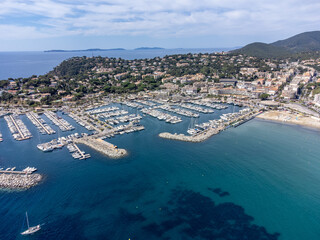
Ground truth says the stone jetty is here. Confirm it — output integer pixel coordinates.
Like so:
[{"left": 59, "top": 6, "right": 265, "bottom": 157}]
[
  {"left": 159, "top": 127, "right": 223, "bottom": 143},
  {"left": 159, "top": 109, "right": 259, "bottom": 143},
  {"left": 0, "top": 173, "right": 42, "bottom": 189},
  {"left": 74, "top": 137, "right": 127, "bottom": 158}
]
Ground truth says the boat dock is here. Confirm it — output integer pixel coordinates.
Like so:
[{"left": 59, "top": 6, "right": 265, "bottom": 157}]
[
  {"left": 70, "top": 143, "right": 91, "bottom": 160},
  {"left": 86, "top": 106, "right": 119, "bottom": 115},
  {"left": 157, "top": 104, "right": 200, "bottom": 118},
  {"left": 122, "top": 101, "right": 144, "bottom": 109},
  {"left": 135, "top": 99, "right": 156, "bottom": 107},
  {"left": 44, "top": 111, "right": 75, "bottom": 131},
  {"left": 4, "top": 114, "right": 32, "bottom": 141},
  {"left": 96, "top": 110, "right": 128, "bottom": 119},
  {"left": 37, "top": 133, "right": 81, "bottom": 152},
  {"left": 0, "top": 166, "right": 37, "bottom": 175},
  {"left": 141, "top": 108, "right": 182, "bottom": 124},
  {"left": 179, "top": 103, "right": 214, "bottom": 113},
  {"left": 192, "top": 100, "right": 228, "bottom": 110},
  {"left": 26, "top": 112, "right": 55, "bottom": 135},
  {"left": 68, "top": 112, "right": 97, "bottom": 131}
]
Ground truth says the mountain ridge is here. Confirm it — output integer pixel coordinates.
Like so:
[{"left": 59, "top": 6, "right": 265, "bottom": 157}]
[{"left": 232, "top": 31, "right": 320, "bottom": 58}]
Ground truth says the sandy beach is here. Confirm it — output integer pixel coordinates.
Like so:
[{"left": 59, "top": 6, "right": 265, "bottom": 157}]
[{"left": 256, "top": 111, "right": 320, "bottom": 129}]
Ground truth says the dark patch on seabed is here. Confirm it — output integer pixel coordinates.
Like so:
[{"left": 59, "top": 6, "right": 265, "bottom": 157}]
[
  {"left": 208, "top": 187, "right": 230, "bottom": 197},
  {"left": 142, "top": 188, "right": 280, "bottom": 240}
]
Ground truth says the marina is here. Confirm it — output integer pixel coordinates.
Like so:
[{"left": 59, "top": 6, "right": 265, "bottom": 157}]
[
  {"left": 44, "top": 111, "right": 75, "bottom": 131},
  {"left": 122, "top": 101, "right": 144, "bottom": 109},
  {"left": 26, "top": 112, "right": 56, "bottom": 135},
  {"left": 105, "top": 114, "right": 142, "bottom": 125},
  {"left": 192, "top": 100, "right": 229, "bottom": 110},
  {"left": 96, "top": 110, "right": 129, "bottom": 119},
  {"left": 0, "top": 99, "right": 319, "bottom": 239},
  {"left": 4, "top": 114, "right": 32, "bottom": 141},
  {"left": 68, "top": 112, "right": 99, "bottom": 131},
  {"left": 178, "top": 103, "right": 214, "bottom": 113},
  {"left": 135, "top": 99, "right": 157, "bottom": 107},
  {"left": 86, "top": 106, "right": 119, "bottom": 115},
  {"left": 157, "top": 104, "right": 200, "bottom": 118},
  {"left": 140, "top": 108, "right": 182, "bottom": 124}
]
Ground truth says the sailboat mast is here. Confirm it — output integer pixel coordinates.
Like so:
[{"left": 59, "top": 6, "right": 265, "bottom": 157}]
[{"left": 26, "top": 212, "right": 30, "bottom": 229}]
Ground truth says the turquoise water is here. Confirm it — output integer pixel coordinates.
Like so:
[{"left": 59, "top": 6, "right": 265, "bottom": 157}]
[{"left": 0, "top": 109, "right": 320, "bottom": 239}]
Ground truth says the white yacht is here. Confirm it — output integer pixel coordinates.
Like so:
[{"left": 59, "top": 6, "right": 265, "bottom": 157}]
[{"left": 21, "top": 212, "right": 41, "bottom": 235}]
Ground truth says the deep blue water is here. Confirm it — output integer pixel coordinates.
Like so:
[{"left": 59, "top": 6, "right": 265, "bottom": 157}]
[
  {"left": 0, "top": 48, "right": 221, "bottom": 80},
  {"left": 0, "top": 105, "right": 320, "bottom": 239}
]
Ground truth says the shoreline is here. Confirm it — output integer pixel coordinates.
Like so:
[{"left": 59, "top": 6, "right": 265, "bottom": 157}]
[
  {"left": 74, "top": 137, "right": 128, "bottom": 159},
  {"left": 256, "top": 111, "right": 320, "bottom": 130}
]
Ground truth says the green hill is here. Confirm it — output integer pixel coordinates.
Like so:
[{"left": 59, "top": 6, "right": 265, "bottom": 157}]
[
  {"left": 233, "top": 42, "right": 291, "bottom": 58},
  {"left": 232, "top": 31, "right": 320, "bottom": 58},
  {"left": 271, "top": 31, "right": 320, "bottom": 52}
]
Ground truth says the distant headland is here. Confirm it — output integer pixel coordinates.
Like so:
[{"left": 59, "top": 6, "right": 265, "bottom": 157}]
[
  {"left": 44, "top": 48, "right": 126, "bottom": 52},
  {"left": 134, "top": 47, "right": 165, "bottom": 50},
  {"left": 44, "top": 47, "right": 165, "bottom": 52}
]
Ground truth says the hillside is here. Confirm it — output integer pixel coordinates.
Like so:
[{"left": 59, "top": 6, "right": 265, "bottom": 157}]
[
  {"left": 232, "top": 31, "right": 320, "bottom": 58},
  {"left": 233, "top": 42, "right": 291, "bottom": 58},
  {"left": 272, "top": 31, "right": 320, "bottom": 52}
]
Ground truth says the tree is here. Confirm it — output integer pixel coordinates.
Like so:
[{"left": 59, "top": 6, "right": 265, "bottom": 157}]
[
  {"left": 259, "top": 93, "right": 269, "bottom": 100},
  {"left": 0, "top": 92, "right": 13, "bottom": 101}
]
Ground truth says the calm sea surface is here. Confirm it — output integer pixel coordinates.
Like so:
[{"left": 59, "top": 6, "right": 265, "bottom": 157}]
[
  {"left": 0, "top": 48, "right": 222, "bottom": 80},
  {"left": 0, "top": 103, "right": 320, "bottom": 239}
]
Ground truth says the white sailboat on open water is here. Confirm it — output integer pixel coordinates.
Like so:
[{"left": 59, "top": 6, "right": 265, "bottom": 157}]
[{"left": 21, "top": 212, "right": 41, "bottom": 235}]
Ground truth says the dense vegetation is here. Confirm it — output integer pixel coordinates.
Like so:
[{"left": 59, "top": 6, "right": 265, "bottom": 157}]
[
  {"left": 272, "top": 31, "right": 320, "bottom": 52},
  {"left": 233, "top": 31, "right": 320, "bottom": 58},
  {"left": 232, "top": 43, "right": 291, "bottom": 58}
]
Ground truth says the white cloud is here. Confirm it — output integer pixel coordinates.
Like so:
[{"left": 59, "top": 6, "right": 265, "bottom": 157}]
[{"left": 0, "top": 0, "right": 320, "bottom": 42}]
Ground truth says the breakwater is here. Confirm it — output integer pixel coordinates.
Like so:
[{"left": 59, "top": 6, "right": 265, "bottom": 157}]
[
  {"left": 0, "top": 173, "right": 42, "bottom": 189},
  {"left": 74, "top": 137, "right": 127, "bottom": 158},
  {"left": 159, "top": 109, "right": 259, "bottom": 143},
  {"left": 159, "top": 126, "right": 222, "bottom": 142}
]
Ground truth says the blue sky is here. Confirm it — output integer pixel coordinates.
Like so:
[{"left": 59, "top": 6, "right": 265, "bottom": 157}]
[{"left": 0, "top": 0, "right": 319, "bottom": 51}]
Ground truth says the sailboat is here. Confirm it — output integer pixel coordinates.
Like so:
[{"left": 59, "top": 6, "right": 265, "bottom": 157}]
[
  {"left": 187, "top": 118, "right": 197, "bottom": 135},
  {"left": 21, "top": 212, "right": 41, "bottom": 235}
]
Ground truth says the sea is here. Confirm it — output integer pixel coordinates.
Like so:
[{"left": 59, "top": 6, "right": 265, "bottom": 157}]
[{"left": 0, "top": 50, "right": 320, "bottom": 240}]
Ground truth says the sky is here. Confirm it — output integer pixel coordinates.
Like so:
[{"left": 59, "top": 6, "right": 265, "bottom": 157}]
[{"left": 0, "top": 0, "right": 320, "bottom": 51}]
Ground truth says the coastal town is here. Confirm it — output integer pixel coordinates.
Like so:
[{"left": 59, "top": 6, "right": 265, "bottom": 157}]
[{"left": 0, "top": 51, "right": 320, "bottom": 190}]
